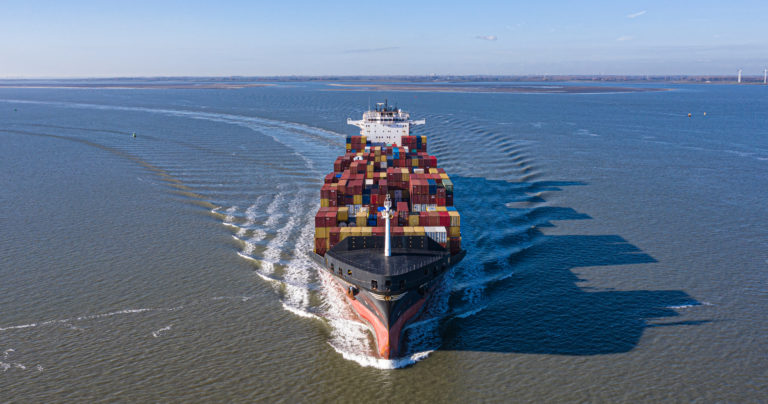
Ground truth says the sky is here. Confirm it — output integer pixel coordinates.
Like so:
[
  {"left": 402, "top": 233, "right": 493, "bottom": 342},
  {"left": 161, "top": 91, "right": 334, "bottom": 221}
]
[{"left": 1, "top": 0, "right": 766, "bottom": 77}]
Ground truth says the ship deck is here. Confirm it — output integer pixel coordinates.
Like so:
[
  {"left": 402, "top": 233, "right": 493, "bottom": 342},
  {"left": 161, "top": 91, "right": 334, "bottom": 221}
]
[{"left": 328, "top": 248, "right": 446, "bottom": 276}]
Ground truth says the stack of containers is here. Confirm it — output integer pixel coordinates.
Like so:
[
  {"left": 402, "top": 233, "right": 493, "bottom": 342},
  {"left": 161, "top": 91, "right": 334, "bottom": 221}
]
[
  {"left": 346, "top": 135, "right": 368, "bottom": 152},
  {"left": 314, "top": 134, "right": 460, "bottom": 256}
]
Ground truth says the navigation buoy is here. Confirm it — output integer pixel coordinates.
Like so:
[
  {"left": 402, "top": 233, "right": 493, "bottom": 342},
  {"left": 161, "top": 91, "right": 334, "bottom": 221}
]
[
  {"left": 703, "top": 112, "right": 707, "bottom": 116},
  {"left": 13, "top": 108, "right": 17, "bottom": 112},
  {"left": 132, "top": 132, "right": 136, "bottom": 138},
  {"left": 687, "top": 113, "right": 692, "bottom": 117}
]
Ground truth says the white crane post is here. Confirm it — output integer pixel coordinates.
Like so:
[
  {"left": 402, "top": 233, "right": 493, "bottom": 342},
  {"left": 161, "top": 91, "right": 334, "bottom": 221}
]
[{"left": 383, "top": 194, "right": 392, "bottom": 257}]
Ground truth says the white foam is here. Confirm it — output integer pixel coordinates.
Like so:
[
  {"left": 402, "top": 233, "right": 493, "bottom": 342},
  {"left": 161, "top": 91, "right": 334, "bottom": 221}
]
[
  {"left": 330, "top": 344, "right": 434, "bottom": 369},
  {"left": 151, "top": 325, "right": 172, "bottom": 338},
  {"left": 259, "top": 191, "right": 301, "bottom": 274},
  {"left": 222, "top": 205, "right": 238, "bottom": 227},
  {"left": 279, "top": 193, "right": 318, "bottom": 312},
  {"left": 0, "top": 350, "right": 41, "bottom": 373},
  {"left": 238, "top": 192, "right": 285, "bottom": 258},
  {"left": 237, "top": 196, "right": 265, "bottom": 237},
  {"left": 211, "top": 295, "right": 253, "bottom": 302},
  {"left": 454, "top": 305, "right": 487, "bottom": 319},
  {"left": 667, "top": 301, "right": 712, "bottom": 309},
  {"left": 0, "top": 323, "right": 39, "bottom": 331},
  {"left": 254, "top": 271, "right": 282, "bottom": 284},
  {"left": 1, "top": 308, "right": 160, "bottom": 332},
  {"left": 281, "top": 303, "right": 322, "bottom": 320},
  {"left": 451, "top": 267, "right": 515, "bottom": 292},
  {"left": 74, "top": 308, "right": 154, "bottom": 321}
]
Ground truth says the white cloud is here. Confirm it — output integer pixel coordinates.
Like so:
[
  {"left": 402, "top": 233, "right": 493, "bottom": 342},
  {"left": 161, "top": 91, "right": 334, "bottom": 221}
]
[
  {"left": 616, "top": 35, "right": 635, "bottom": 42},
  {"left": 476, "top": 35, "right": 498, "bottom": 41},
  {"left": 627, "top": 10, "right": 647, "bottom": 19}
]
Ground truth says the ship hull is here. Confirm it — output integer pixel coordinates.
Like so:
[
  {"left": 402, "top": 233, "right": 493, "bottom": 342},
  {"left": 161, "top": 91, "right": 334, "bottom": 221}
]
[
  {"left": 313, "top": 246, "right": 465, "bottom": 359},
  {"left": 334, "top": 275, "right": 434, "bottom": 358}
]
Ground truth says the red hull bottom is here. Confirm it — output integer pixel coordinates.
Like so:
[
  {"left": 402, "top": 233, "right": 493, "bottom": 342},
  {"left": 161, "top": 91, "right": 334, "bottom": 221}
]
[{"left": 340, "top": 285, "right": 426, "bottom": 359}]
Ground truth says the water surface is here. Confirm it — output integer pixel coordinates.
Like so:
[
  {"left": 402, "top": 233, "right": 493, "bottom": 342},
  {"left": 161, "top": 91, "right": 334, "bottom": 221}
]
[{"left": 1, "top": 82, "right": 765, "bottom": 402}]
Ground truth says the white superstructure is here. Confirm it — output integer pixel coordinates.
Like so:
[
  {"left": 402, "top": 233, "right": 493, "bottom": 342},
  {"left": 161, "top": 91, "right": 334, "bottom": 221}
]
[{"left": 347, "top": 100, "right": 425, "bottom": 146}]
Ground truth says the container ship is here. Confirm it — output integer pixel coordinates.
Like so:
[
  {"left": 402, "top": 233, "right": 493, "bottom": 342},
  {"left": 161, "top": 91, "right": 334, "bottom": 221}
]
[{"left": 311, "top": 101, "right": 465, "bottom": 359}]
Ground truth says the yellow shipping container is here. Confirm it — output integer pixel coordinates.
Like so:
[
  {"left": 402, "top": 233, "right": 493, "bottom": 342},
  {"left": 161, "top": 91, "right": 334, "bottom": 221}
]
[
  {"left": 429, "top": 168, "right": 438, "bottom": 174},
  {"left": 449, "top": 226, "right": 461, "bottom": 238},
  {"left": 315, "top": 227, "right": 329, "bottom": 239},
  {"left": 367, "top": 164, "right": 374, "bottom": 171},
  {"left": 361, "top": 227, "right": 372, "bottom": 236},
  {"left": 340, "top": 227, "right": 351, "bottom": 241},
  {"left": 440, "top": 173, "right": 449, "bottom": 180},
  {"left": 346, "top": 144, "right": 351, "bottom": 151},
  {"left": 366, "top": 171, "right": 373, "bottom": 179},
  {"left": 436, "top": 207, "right": 447, "bottom": 212},
  {"left": 411, "top": 158, "right": 418, "bottom": 167},
  {"left": 408, "top": 214, "right": 420, "bottom": 226},
  {"left": 361, "top": 136, "right": 366, "bottom": 144},
  {"left": 414, "top": 226, "right": 425, "bottom": 235},
  {"left": 353, "top": 195, "right": 362, "bottom": 205},
  {"left": 403, "top": 226, "right": 414, "bottom": 235},
  {"left": 320, "top": 198, "right": 329, "bottom": 207},
  {"left": 356, "top": 215, "right": 366, "bottom": 227},
  {"left": 337, "top": 206, "right": 349, "bottom": 222},
  {"left": 448, "top": 211, "right": 460, "bottom": 226},
  {"left": 421, "top": 136, "right": 427, "bottom": 144}
]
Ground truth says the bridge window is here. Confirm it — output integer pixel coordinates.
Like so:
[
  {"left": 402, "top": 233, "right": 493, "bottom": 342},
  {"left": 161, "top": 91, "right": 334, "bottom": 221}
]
[
  {"left": 330, "top": 263, "right": 334, "bottom": 271},
  {"left": 371, "top": 280, "right": 378, "bottom": 290},
  {"left": 385, "top": 280, "right": 392, "bottom": 290},
  {"left": 399, "top": 280, "right": 406, "bottom": 290},
  {"left": 338, "top": 268, "right": 342, "bottom": 275}
]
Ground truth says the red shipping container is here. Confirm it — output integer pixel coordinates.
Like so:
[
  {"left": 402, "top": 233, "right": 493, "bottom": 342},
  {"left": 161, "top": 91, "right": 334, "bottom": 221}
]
[
  {"left": 419, "top": 211, "right": 428, "bottom": 226},
  {"left": 329, "top": 227, "right": 341, "bottom": 245},
  {"left": 315, "top": 238, "right": 327, "bottom": 255},
  {"left": 327, "top": 211, "right": 338, "bottom": 227},
  {"left": 439, "top": 212, "right": 450, "bottom": 227}
]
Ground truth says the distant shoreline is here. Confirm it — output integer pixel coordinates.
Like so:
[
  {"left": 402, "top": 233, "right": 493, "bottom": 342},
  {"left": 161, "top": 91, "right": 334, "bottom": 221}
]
[
  {"left": 0, "top": 83, "right": 274, "bottom": 90},
  {"left": 326, "top": 83, "right": 667, "bottom": 94},
  {"left": 0, "top": 74, "right": 765, "bottom": 87}
]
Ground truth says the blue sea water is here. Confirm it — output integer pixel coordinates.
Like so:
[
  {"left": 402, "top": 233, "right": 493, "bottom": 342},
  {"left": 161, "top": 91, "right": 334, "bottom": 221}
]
[{"left": 0, "top": 81, "right": 766, "bottom": 401}]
